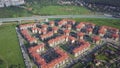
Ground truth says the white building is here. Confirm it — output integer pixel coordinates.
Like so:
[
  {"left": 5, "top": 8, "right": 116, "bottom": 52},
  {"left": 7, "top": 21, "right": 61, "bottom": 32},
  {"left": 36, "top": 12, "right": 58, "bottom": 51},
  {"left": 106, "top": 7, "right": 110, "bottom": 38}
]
[
  {"left": 0, "top": 0, "right": 5, "bottom": 7},
  {"left": 0, "top": 0, "right": 25, "bottom": 7}
]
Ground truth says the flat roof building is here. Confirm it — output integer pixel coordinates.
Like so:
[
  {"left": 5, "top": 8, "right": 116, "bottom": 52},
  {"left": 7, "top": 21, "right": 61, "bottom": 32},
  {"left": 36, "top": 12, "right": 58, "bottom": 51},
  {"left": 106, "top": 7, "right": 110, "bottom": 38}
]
[{"left": 0, "top": 0, "right": 25, "bottom": 7}]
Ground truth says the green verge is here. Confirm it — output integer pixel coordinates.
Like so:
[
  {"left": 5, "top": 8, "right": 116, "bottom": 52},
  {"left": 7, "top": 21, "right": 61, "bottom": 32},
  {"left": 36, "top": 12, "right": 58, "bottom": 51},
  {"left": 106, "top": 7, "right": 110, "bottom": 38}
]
[
  {"left": 0, "top": 6, "right": 32, "bottom": 18},
  {"left": 0, "top": 24, "right": 25, "bottom": 68},
  {"left": 0, "top": 5, "right": 93, "bottom": 18},
  {"left": 32, "top": 5, "right": 93, "bottom": 15}
]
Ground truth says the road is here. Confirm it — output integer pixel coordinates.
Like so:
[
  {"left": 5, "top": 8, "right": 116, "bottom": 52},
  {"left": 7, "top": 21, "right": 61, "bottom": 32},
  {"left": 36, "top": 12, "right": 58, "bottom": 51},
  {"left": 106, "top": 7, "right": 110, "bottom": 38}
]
[
  {"left": 0, "top": 15, "right": 119, "bottom": 23},
  {"left": 16, "top": 27, "right": 32, "bottom": 68}
]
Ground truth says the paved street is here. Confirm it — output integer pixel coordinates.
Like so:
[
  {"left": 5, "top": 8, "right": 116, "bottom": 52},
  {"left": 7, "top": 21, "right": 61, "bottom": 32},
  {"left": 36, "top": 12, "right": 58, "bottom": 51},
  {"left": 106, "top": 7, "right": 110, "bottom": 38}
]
[
  {"left": 0, "top": 15, "right": 119, "bottom": 23},
  {"left": 16, "top": 27, "right": 32, "bottom": 68}
]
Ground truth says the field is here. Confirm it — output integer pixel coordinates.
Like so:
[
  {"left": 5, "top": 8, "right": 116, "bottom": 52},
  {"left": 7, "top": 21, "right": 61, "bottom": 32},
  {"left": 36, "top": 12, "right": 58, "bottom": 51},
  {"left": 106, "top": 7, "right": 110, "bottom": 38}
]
[
  {"left": 0, "top": 5, "right": 92, "bottom": 18},
  {"left": 0, "top": 0, "right": 93, "bottom": 18},
  {"left": 0, "top": 6, "right": 32, "bottom": 18},
  {"left": 31, "top": 5, "right": 93, "bottom": 15},
  {"left": 0, "top": 24, "right": 25, "bottom": 68}
]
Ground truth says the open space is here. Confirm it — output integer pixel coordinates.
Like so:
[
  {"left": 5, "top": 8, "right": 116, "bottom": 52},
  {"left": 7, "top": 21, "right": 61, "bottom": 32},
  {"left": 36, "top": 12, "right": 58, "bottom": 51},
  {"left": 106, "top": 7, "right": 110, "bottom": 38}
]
[
  {"left": 31, "top": 5, "right": 93, "bottom": 15},
  {"left": 0, "top": 24, "right": 25, "bottom": 68}
]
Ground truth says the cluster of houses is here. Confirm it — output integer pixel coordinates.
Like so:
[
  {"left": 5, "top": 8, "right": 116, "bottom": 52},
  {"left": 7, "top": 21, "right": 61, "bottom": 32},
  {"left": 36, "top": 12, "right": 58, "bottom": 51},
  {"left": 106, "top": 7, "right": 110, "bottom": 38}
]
[
  {"left": 28, "top": 44, "right": 69, "bottom": 68},
  {"left": 0, "top": 0, "right": 25, "bottom": 7},
  {"left": 73, "top": 40, "right": 90, "bottom": 57},
  {"left": 18, "top": 19, "right": 120, "bottom": 68}
]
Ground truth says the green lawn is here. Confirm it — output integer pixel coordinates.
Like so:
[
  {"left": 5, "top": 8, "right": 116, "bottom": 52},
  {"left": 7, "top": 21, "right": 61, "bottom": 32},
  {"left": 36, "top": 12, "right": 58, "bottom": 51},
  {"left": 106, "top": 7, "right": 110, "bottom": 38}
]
[
  {"left": 0, "top": 5, "right": 93, "bottom": 18},
  {"left": 96, "top": 54, "right": 108, "bottom": 61},
  {"left": 0, "top": 56, "right": 7, "bottom": 68},
  {"left": 0, "top": 6, "right": 32, "bottom": 18},
  {"left": 32, "top": 5, "right": 93, "bottom": 15},
  {"left": 0, "top": 24, "right": 25, "bottom": 68},
  {"left": 72, "top": 62, "right": 85, "bottom": 68}
]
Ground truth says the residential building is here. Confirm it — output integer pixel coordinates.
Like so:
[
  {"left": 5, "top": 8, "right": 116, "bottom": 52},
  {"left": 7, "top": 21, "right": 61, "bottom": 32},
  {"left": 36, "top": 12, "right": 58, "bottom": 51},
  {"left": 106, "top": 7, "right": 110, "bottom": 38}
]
[
  {"left": 92, "top": 36, "right": 101, "bottom": 44},
  {"left": 0, "top": 0, "right": 25, "bottom": 7}
]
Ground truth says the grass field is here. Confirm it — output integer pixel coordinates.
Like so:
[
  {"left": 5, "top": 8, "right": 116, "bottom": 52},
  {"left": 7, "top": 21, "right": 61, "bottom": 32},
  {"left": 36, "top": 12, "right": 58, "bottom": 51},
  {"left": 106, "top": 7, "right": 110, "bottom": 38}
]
[
  {"left": 0, "top": 24, "right": 25, "bottom": 68},
  {"left": 31, "top": 5, "right": 93, "bottom": 15},
  {"left": 0, "top": 6, "right": 32, "bottom": 18},
  {"left": 0, "top": 5, "right": 93, "bottom": 18}
]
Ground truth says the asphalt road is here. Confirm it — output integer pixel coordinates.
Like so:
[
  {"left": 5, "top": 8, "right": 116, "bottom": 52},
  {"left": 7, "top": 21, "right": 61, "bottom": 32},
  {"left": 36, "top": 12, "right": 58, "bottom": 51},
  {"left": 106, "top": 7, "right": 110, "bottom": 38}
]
[{"left": 0, "top": 15, "right": 119, "bottom": 23}]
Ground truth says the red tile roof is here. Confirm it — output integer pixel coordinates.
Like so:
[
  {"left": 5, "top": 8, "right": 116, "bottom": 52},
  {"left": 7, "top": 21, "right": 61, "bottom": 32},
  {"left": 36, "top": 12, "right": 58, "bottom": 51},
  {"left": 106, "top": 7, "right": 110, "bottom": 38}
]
[
  {"left": 21, "top": 29, "right": 37, "bottom": 43},
  {"left": 52, "top": 26, "right": 58, "bottom": 31},
  {"left": 20, "top": 23, "right": 36, "bottom": 29},
  {"left": 48, "top": 35, "right": 67, "bottom": 45},
  {"left": 29, "top": 47, "right": 69, "bottom": 68},
  {"left": 64, "top": 29, "right": 70, "bottom": 33},
  {"left": 49, "top": 21, "right": 54, "bottom": 25},
  {"left": 87, "top": 28, "right": 93, "bottom": 32},
  {"left": 73, "top": 41, "right": 90, "bottom": 54},
  {"left": 28, "top": 43, "right": 45, "bottom": 53},
  {"left": 76, "top": 23, "right": 85, "bottom": 29},
  {"left": 40, "top": 31, "right": 53, "bottom": 40},
  {"left": 92, "top": 36, "right": 101, "bottom": 41},
  {"left": 66, "top": 24, "right": 72, "bottom": 28},
  {"left": 112, "top": 33, "right": 119, "bottom": 38},
  {"left": 68, "top": 36, "right": 76, "bottom": 41},
  {"left": 77, "top": 32, "right": 84, "bottom": 37},
  {"left": 42, "top": 24, "right": 48, "bottom": 29}
]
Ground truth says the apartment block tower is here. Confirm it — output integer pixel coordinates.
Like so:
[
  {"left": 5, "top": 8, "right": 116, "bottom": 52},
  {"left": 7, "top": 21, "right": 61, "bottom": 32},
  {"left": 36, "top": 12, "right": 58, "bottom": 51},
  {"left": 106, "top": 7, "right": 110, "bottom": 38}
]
[{"left": 0, "top": 0, "right": 25, "bottom": 7}]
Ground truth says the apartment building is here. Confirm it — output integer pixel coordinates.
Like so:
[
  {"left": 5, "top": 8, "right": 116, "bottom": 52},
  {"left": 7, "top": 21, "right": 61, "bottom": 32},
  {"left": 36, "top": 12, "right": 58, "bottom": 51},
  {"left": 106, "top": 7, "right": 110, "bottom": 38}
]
[{"left": 0, "top": 0, "right": 25, "bottom": 7}]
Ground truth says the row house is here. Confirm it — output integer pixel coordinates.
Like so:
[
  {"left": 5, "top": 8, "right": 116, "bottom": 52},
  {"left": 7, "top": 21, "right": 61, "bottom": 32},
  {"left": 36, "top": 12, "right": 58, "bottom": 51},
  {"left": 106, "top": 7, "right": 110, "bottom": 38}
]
[
  {"left": 64, "top": 29, "right": 70, "bottom": 36},
  {"left": 111, "top": 33, "right": 119, "bottom": 41},
  {"left": 41, "top": 24, "right": 48, "bottom": 30},
  {"left": 29, "top": 47, "right": 69, "bottom": 68},
  {"left": 92, "top": 36, "right": 101, "bottom": 44},
  {"left": 67, "top": 19, "right": 76, "bottom": 25},
  {"left": 76, "top": 22, "right": 85, "bottom": 31},
  {"left": 68, "top": 36, "right": 76, "bottom": 43},
  {"left": 109, "top": 28, "right": 119, "bottom": 34},
  {"left": 21, "top": 29, "right": 37, "bottom": 44},
  {"left": 49, "top": 21, "right": 55, "bottom": 27},
  {"left": 77, "top": 32, "right": 85, "bottom": 40},
  {"left": 32, "top": 27, "right": 41, "bottom": 34},
  {"left": 50, "top": 47, "right": 69, "bottom": 68},
  {"left": 86, "top": 28, "right": 93, "bottom": 35},
  {"left": 98, "top": 26, "right": 107, "bottom": 37},
  {"left": 41, "top": 29, "right": 47, "bottom": 34},
  {"left": 19, "top": 23, "right": 36, "bottom": 30},
  {"left": 40, "top": 31, "right": 54, "bottom": 40},
  {"left": 48, "top": 35, "right": 67, "bottom": 47},
  {"left": 85, "top": 22, "right": 95, "bottom": 29},
  {"left": 73, "top": 40, "right": 90, "bottom": 57},
  {"left": 66, "top": 24, "right": 72, "bottom": 30},
  {"left": 52, "top": 26, "right": 58, "bottom": 33},
  {"left": 58, "top": 19, "right": 67, "bottom": 27},
  {"left": 28, "top": 43, "right": 45, "bottom": 54}
]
